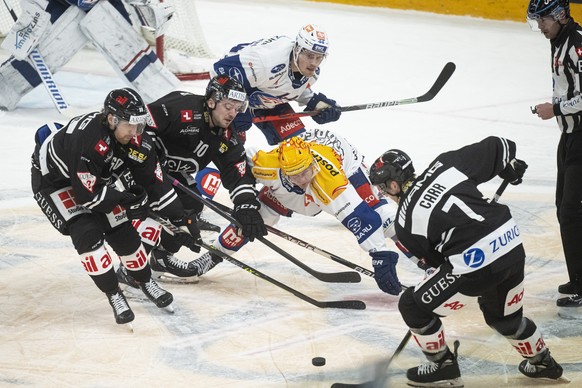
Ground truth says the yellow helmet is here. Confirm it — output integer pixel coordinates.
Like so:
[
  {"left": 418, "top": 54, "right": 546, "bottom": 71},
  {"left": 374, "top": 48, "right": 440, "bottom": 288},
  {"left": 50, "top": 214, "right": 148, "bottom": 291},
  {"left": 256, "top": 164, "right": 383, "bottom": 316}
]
[{"left": 278, "top": 137, "right": 314, "bottom": 176}]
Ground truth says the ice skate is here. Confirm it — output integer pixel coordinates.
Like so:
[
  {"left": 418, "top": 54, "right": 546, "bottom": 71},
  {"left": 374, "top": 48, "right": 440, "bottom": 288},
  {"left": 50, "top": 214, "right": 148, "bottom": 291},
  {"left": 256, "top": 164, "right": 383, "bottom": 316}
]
[
  {"left": 139, "top": 278, "right": 174, "bottom": 313},
  {"left": 116, "top": 264, "right": 140, "bottom": 289},
  {"left": 519, "top": 349, "right": 565, "bottom": 381},
  {"left": 556, "top": 294, "right": 582, "bottom": 307},
  {"left": 149, "top": 247, "right": 200, "bottom": 284},
  {"left": 106, "top": 288, "right": 135, "bottom": 330},
  {"left": 407, "top": 340, "right": 464, "bottom": 388},
  {"left": 191, "top": 251, "right": 223, "bottom": 276},
  {"left": 196, "top": 212, "right": 220, "bottom": 232},
  {"left": 558, "top": 281, "right": 580, "bottom": 295}
]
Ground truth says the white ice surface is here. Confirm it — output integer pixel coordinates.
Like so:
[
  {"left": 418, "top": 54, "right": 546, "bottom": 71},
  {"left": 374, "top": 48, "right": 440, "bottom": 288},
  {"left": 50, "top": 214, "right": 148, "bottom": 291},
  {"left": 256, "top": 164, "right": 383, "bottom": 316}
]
[{"left": 0, "top": 1, "right": 580, "bottom": 387}]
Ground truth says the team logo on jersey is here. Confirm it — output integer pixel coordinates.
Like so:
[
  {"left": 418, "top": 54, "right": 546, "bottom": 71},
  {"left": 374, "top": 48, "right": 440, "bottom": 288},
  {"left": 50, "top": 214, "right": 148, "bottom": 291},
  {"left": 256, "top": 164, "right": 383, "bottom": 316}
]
[
  {"left": 271, "top": 64, "right": 286, "bottom": 73},
  {"left": 463, "top": 248, "right": 485, "bottom": 268},
  {"left": 249, "top": 91, "right": 285, "bottom": 109},
  {"left": 77, "top": 172, "right": 97, "bottom": 193},
  {"left": 576, "top": 47, "right": 582, "bottom": 57},
  {"left": 235, "top": 161, "right": 246, "bottom": 176},
  {"left": 154, "top": 162, "right": 163, "bottom": 182},
  {"left": 181, "top": 110, "right": 193, "bottom": 122},
  {"left": 94, "top": 140, "right": 109, "bottom": 156}
]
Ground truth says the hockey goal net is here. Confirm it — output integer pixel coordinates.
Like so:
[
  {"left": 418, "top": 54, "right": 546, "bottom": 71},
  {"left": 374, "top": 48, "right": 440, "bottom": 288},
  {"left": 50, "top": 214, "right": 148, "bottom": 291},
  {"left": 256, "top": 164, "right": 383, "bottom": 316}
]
[{"left": 0, "top": 0, "right": 214, "bottom": 81}]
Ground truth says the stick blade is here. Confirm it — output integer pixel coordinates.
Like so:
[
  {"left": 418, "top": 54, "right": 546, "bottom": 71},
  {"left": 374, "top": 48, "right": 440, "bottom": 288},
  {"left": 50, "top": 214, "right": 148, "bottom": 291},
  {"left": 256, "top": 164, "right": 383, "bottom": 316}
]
[
  {"left": 320, "top": 300, "right": 366, "bottom": 310},
  {"left": 417, "top": 61, "right": 456, "bottom": 102}
]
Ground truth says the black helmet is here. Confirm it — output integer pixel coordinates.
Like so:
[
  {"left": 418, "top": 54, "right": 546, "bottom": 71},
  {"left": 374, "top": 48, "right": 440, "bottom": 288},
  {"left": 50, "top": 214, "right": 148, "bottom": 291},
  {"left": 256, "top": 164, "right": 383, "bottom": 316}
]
[
  {"left": 369, "top": 149, "right": 415, "bottom": 194},
  {"left": 527, "top": 0, "right": 569, "bottom": 21},
  {"left": 103, "top": 88, "right": 149, "bottom": 133},
  {"left": 205, "top": 75, "right": 248, "bottom": 113}
]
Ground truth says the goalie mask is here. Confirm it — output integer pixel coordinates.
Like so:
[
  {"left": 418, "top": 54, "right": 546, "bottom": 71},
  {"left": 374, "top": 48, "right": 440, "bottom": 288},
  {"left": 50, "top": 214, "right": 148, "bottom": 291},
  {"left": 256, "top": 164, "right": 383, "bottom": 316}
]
[
  {"left": 103, "top": 88, "right": 149, "bottom": 135},
  {"left": 369, "top": 149, "right": 415, "bottom": 196},
  {"left": 205, "top": 75, "right": 249, "bottom": 113}
]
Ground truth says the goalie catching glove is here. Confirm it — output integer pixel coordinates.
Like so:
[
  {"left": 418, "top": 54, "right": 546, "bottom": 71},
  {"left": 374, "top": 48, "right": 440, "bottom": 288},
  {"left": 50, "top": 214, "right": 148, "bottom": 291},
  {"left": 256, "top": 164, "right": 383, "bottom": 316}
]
[
  {"left": 371, "top": 250, "right": 401, "bottom": 295},
  {"left": 499, "top": 158, "right": 528, "bottom": 185},
  {"left": 305, "top": 93, "right": 341, "bottom": 124},
  {"left": 130, "top": 0, "right": 175, "bottom": 37},
  {"left": 232, "top": 202, "right": 267, "bottom": 242}
]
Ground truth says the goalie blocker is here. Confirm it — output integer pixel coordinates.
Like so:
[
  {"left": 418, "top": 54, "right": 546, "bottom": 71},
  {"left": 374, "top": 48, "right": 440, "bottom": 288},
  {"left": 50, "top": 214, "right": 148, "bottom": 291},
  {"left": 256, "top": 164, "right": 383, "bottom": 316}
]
[{"left": 0, "top": 0, "right": 179, "bottom": 111}]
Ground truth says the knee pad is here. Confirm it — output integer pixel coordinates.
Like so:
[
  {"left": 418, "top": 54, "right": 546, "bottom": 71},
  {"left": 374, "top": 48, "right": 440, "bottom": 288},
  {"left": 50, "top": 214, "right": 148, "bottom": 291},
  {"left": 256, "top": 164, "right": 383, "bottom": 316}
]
[
  {"left": 398, "top": 287, "right": 435, "bottom": 329},
  {"left": 69, "top": 215, "right": 105, "bottom": 254},
  {"left": 217, "top": 224, "right": 247, "bottom": 254},
  {"left": 484, "top": 308, "right": 524, "bottom": 336},
  {"left": 80, "top": 244, "right": 114, "bottom": 276},
  {"left": 105, "top": 222, "right": 141, "bottom": 256},
  {"left": 119, "top": 243, "right": 150, "bottom": 283},
  {"left": 133, "top": 218, "right": 163, "bottom": 252}
]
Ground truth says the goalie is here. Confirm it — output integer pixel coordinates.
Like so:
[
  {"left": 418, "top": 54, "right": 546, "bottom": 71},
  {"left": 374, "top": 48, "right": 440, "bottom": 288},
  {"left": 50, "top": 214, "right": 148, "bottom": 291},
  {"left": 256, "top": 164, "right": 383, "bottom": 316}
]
[{"left": 0, "top": 0, "right": 179, "bottom": 111}]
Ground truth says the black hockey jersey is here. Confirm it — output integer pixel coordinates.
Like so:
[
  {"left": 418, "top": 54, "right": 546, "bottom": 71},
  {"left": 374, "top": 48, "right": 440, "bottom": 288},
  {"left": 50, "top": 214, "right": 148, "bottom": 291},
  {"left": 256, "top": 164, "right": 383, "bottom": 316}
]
[
  {"left": 38, "top": 112, "right": 171, "bottom": 214},
  {"left": 395, "top": 137, "right": 525, "bottom": 274},
  {"left": 145, "top": 91, "right": 257, "bottom": 206},
  {"left": 550, "top": 19, "right": 582, "bottom": 133}
]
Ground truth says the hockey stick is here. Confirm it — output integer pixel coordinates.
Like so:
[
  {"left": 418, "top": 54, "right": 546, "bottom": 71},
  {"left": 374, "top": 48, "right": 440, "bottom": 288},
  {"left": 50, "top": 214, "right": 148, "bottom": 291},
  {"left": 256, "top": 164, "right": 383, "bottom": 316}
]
[
  {"left": 149, "top": 212, "right": 366, "bottom": 310},
  {"left": 168, "top": 176, "right": 362, "bottom": 283},
  {"left": 252, "top": 62, "right": 456, "bottom": 123},
  {"left": 2, "top": 0, "right": 69, "bottom": 113},
  {"left": 331, "top": 179, "right": 511, "bottom": 387},
  {"left": 331, "top": 331, "right": 412, "bottom": 388},
  {"left": 207, "top": 197, "right": 376, "bottom": 277}
]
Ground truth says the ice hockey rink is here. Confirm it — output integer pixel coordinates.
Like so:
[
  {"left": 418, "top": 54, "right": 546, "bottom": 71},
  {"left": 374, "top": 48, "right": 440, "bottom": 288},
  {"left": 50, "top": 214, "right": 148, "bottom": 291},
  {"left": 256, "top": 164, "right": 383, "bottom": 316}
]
[{"left": 1, "top": 0, "right": 581, "bottom": 386}]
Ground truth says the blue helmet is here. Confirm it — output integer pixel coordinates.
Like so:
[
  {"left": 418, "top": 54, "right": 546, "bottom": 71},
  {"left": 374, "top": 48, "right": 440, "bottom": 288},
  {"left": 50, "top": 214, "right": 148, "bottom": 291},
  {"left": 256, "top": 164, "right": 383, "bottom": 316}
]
[{"left": 527, "top": 0, "right": 569, "bottom": 21}]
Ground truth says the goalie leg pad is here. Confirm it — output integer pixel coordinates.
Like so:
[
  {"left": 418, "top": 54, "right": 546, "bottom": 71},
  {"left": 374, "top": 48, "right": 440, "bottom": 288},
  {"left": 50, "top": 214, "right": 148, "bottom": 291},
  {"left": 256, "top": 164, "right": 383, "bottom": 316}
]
[
  {"left": 0, "top": 0, "right": 51, "bottom": 60},
  {"left": 0, "top": 5, "right": 87, "bottom": 110},
  {"left": 79, "top": 1, "right": 180, "bottom": 102}
]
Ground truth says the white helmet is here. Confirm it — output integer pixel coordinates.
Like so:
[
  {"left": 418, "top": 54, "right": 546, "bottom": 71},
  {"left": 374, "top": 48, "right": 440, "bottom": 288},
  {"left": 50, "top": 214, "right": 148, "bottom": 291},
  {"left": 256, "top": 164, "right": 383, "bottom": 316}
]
[{"left": 295, "top": 23, "right": 329, "bottom": 56}]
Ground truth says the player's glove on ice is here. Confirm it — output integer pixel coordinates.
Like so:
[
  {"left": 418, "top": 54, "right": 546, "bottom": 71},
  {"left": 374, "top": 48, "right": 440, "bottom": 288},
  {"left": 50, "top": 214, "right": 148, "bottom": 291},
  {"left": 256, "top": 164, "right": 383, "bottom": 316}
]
[
  {"left": 499, "top": 158, "right": 528, "bottom": 185},
  {"left": 122, "top": 185, "right": 149, "bottom": 221},
  {"left": 172, "top": 210, "right": 201, "bottom": 253},
  {"left": 305, "top": 93, "right": 341, "bottom": 124},
  {"left": 371, "top": 250, "right": 402, "bottom": 295},
  {"left": 232, "top": 202, "right": 267, "bottom": 242}
]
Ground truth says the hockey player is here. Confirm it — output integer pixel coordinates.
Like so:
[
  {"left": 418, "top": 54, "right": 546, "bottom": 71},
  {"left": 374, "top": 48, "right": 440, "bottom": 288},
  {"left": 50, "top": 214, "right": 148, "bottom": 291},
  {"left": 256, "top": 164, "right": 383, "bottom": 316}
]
[
  {"left": 528, "top": 0, "right": 582, "bottom": 308},
  {"left": 213, "top": 23, "right": 341, "bottom": 145},
  {"left": 30, "top": 88, "right": 179, "bottom": 326},
  {"left": 0, "top": 0, "right": 178, "bottom": 111},
  {"left": 183, "top": 129, "right": 403, "bottom": 296},
  {"left": 128, "top": 74, "right": 268, "bottom": 280},
  {"left": 368, "top": 137, "right": 563, "bottom": 386}
]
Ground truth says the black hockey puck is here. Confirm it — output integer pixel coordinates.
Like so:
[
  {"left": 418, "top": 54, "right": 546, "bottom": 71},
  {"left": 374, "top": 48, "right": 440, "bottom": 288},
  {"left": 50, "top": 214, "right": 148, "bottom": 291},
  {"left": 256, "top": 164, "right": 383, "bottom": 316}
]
[{"left": 312, "top": 357, "right": 326, "bottom": 366}]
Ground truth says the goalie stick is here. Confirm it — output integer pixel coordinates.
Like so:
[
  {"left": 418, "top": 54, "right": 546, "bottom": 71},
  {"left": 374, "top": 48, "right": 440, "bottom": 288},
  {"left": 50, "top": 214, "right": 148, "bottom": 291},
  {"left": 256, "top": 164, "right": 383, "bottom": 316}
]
[
  {"left": 2, "top": 0, "right": 69, "bottom": 113},
  {"left": 330, "top": 180, "right": 511, "bottom": 388},
  {"left": 252, "top": 62, "right": 456, "bottom": 123},
  {"left": 149, "top": 212, "right": 366, "bottom": 310}
]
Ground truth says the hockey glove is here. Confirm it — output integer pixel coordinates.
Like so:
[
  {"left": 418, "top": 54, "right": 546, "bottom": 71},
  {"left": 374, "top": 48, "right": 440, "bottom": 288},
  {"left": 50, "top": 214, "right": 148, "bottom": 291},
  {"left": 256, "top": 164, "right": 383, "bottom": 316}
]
[
  {"left": 305, "top": 93, "right": 341, "bottom": 124},
  {"left": 230, "top": 109, "right": 253, "bottom": 133},
  {"left": 499, "top": 158, "right": 528, "bottom": 185},
  {"left": 371, "top": 250, "right": 402, "bottom": 295},
  {"left": 172, "top": 211, "right": 201, "bottom": 253},
  {"left": 122, "top": 185, "right": 149, "bottom": 221},
  {"left": 232, "top": 202, "right": 267, "bottom": 242}
]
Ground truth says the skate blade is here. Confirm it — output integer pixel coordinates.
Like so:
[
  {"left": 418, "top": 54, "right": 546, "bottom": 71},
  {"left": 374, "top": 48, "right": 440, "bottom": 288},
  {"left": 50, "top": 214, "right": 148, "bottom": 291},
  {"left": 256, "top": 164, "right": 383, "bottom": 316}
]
[
  {"left": 164, "top": 304, "right": 175, "bottom": 314},
  {"left": 407, "top": 377, "right": 464, "bottom": 387},
  {"left": 152, "top": 271, "right": 200, "bottom": 284},
  {"left": 558, "top": 375, "right": 571, "bottom": 384},
  {"left": 126, "top": 322, "right": 134, "bottom": 332}
]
